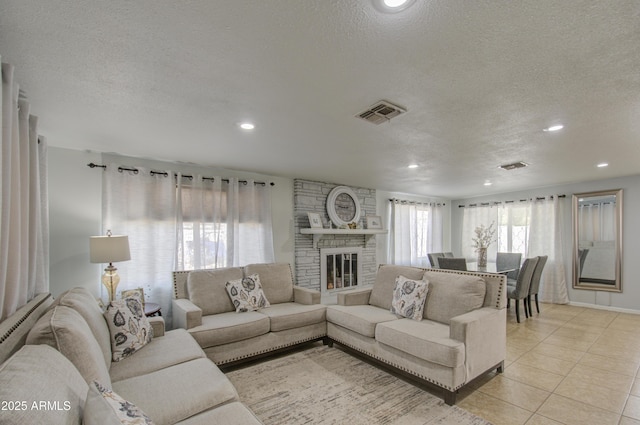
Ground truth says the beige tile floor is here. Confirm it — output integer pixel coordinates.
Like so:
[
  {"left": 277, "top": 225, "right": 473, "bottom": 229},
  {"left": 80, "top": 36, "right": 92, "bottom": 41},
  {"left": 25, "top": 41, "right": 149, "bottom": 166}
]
[{"left": 457, "top": 302, "right": 640, "bottom": 425}]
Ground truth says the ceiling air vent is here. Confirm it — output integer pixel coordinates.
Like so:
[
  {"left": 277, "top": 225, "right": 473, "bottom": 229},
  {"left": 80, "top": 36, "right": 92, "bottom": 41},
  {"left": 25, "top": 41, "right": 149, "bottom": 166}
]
[
  {"left": 499, "top": 161, "right": 529, "bottom": 171},
  {"left": 356, "top": 100, "right": 406, "bottom": 124}
]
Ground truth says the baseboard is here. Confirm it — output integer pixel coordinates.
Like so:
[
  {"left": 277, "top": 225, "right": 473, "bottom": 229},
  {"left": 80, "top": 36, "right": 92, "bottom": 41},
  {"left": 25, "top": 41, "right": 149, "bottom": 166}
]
[{"left": 568, "top": 301, "right": 640, "bottom": 315}]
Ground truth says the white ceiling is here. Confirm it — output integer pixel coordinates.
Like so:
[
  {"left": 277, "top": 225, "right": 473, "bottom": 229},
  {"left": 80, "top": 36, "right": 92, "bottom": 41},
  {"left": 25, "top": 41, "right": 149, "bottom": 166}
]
[{"left": 1, "top": 1, "right": 639, "bottom": 198}]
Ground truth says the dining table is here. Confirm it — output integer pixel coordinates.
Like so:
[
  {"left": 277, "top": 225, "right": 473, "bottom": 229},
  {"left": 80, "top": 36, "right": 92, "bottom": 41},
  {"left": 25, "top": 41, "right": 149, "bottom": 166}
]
[{"left": 465, "top": 261, "right": 517, "bottom": 275}]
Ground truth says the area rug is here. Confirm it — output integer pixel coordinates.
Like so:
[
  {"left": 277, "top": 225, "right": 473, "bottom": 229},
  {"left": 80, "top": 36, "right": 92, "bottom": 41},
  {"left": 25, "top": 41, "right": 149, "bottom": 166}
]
[{"left": 226, "top": 345, "right": 492, "bottom": 425}]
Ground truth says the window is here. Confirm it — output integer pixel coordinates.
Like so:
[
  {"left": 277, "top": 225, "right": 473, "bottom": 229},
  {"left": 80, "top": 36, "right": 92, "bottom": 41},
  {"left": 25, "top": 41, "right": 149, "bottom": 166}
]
[{"left": 387, "top": 201, "right": 444, "bottom": 267}]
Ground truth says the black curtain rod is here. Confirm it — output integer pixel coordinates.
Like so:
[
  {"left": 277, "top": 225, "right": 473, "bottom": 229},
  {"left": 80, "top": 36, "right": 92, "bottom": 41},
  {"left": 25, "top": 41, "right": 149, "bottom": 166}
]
[
  {"left": 87, "top": 163, "right": 275, "bottom": 186},
  {"left": 389, "top": 198, "right": 446, "bottom": 206},
  {"left": 458, "top": 194, "right": 566, "bottom": 208}
]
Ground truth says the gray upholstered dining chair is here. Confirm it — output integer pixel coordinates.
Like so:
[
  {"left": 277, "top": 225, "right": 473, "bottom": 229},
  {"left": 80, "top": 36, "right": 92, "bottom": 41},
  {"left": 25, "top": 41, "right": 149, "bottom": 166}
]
[
  {"left": 443, "top": 252, "right": 455, "bottom": 258},
  {"left": 437, "top": 257, "right": 468, "bottom": 271},
  {"left": 527, "top": 255, "right": 548, "bottom": 315},
  {"left": 427, "top": 252, "right": 444, "bottom": 268},
  {"left": 496, "top": 252, "right": 522, "bottom": 281},
  {"left": 507, "top": 257, "right": 539, "bottom": 323}
]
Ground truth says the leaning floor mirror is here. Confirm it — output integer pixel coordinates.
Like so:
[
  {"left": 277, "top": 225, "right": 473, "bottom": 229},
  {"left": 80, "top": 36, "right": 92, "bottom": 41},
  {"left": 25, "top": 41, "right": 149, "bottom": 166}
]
[{"left": 572, "top": 189, "right": 623, "bottom": 292}]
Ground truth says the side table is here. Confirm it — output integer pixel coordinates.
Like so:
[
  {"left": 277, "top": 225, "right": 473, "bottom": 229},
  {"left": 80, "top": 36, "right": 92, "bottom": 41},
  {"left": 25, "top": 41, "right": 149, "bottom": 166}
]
[{"left": 144, "top": 302, "right": 162, "bottom": 317}]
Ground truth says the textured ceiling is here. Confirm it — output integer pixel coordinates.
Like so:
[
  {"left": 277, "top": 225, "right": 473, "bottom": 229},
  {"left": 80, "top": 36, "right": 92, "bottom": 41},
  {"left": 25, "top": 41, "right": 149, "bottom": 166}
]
[{"left": 1, "top": 0, "right": 639, "bottom": 198}]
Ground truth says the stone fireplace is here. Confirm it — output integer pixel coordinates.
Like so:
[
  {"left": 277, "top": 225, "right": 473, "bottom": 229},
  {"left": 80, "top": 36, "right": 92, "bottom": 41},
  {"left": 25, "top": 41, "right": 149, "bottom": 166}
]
[{"left": 293, "top": 179, "right": 378, "bottom": 299}]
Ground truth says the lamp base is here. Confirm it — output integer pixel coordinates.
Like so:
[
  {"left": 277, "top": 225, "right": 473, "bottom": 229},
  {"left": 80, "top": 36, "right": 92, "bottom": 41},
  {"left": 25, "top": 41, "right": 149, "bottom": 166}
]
[{"left": 102, "top": 264, "right": 120, "bottom": 303}]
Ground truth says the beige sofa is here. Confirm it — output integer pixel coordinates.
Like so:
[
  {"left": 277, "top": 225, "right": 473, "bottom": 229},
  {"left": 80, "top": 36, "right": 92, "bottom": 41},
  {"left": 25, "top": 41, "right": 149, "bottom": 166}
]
[
  {"left": 0, "top": 288, "right": 262, "bottom": 425},
  {"left": 172, "top": 263, "right": 326, "bottom": 366},
  {"left": 326, "top": 264, "right": 507, "bottom": 405}
]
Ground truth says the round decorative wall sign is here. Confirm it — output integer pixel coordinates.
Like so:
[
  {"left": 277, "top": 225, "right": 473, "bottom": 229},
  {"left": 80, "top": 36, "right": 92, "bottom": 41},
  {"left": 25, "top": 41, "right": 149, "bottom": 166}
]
[{"left": 326, "top": 186, "right": 361, "bottom": 228}]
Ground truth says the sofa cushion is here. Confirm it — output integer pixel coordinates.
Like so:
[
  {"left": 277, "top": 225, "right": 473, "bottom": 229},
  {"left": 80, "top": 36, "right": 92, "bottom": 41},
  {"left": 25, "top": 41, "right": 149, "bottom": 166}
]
[
  {"left": 259, "top": 302, "right": 326, "bottom": 332},
  {"left": 104, "top": 296, "right": 153, "bottom": 362},
  {"left": 112, "top": 358, "right": 239, "bottom": 425},
  {"left": 0, "top": 345, "right": 88, "bottom": 425},
  {"left": 326, "top": 305, "right": 399, "bottom": 338},
  {"left": 369, "top": 265, "right": 426, "bottom": 310},
  {"left": 226, "top": 274, "right": 271, "bottom": 312},
  {"left": 84, "top": 380, "right": 155, "bottom": 425},
  {"left": 54, "top": 287, "right": 112, "bottom": 371},
  {"left": 376, "top": 319, "right": 465, "bottom": 368},
  {"left": 174, "top": 401, "right": 262, "bottom": 425},
  {"left": 390, "top": 275, "right": 429, "bottom": 321},
  {"left": 245, "top": 263, "right": 294, "bottom": 304},
  {"left": 423, "top": 271, "right": 486, "bottom": 324},
  {"left": 187, "top": 311, "right": 270, "bottom": 349},
  {"left": 187, "top": 268, "right": 243, "bottom": 315},
  {"left": 26, "top": 305, "right": 112, "bottom": 386},
  {"left": 109, "top": 329, "right": 205, "bottom": 382}
]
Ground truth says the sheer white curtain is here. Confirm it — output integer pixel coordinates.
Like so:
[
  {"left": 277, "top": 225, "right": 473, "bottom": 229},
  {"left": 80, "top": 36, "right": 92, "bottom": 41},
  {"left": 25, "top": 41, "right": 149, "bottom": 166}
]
[
  {"left": 578, "top": 202, "right": 615, "bottom": 242},
  {"left": 0, "top": 61, "right": 49, "bottom": 320},
  {"left": 102, "top": 164, "right": 275, "bottom": 326},
  {"left": 175, "top": 175, "right": 274, "bottom": 270},
  {"left": 103, "top": 165, "right": 177, "bottom": 326},
  {"left": 387, "top": 201, "right": 443, "bottom": 267},
  {"left": 461, "top": 205, "right": 500, "bottom": 261},
  {"left": 461, "top": 197, "right": 569, "bottom": 304},
  {"left": 529, "top": 197, "right": 569, "bottom": 304}
]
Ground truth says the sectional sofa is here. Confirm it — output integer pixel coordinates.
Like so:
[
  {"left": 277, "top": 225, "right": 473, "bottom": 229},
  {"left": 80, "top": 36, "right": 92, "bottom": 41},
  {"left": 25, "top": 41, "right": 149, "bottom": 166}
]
[
  {"left": 0, "top": 288, "right": 262, "bottom": 425},
  {"left": 172, "top": 263, "right": 327, "bottom": 366},
  {"left": 173, "top": 262, "right": 507, "bottom": 405},
  {"left": 326, "top": 264, "right": 507, "bottom": 405},
  {"left": 0, "top": 261, "right": 506, "bottom": 425}
]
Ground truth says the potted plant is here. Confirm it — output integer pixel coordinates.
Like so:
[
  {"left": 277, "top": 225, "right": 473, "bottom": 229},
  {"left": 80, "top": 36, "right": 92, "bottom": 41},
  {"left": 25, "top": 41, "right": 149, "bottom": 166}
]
[{"left": 472, "top": 222, "right": 496, "bottom": 267}]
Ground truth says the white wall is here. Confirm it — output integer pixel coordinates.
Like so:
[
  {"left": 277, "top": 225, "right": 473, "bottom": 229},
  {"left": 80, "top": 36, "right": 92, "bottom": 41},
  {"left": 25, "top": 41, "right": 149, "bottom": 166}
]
[
  {"left": 450, "top": 174, "right": 640, "bottom": 312},
  {"left": 48, "top": 147, "right": 295, "bottom": 298}
]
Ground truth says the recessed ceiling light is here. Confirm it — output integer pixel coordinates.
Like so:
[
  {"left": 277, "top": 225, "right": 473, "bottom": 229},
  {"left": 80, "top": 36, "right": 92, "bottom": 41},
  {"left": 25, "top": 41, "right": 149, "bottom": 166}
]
[
  {"left": 239, "top": 122, "right": 255, "bottom": 130},
  {"left": 384, "top": 0, "right": 408, "bottom": 6},
  {"left": 597, "top": 162, "right": 609, "bottom": 168},
  {"left": 373, "top": 0, "right": 416, "bottom": 13},
  {"left": 543, "top": 124, "right": 564, "bottom": 132},
  {"left": 484, "top": 181, "right": 493, "bottom": 186},
  {"left": 408, "top": 164, "right": 419, "bottom": 169}
]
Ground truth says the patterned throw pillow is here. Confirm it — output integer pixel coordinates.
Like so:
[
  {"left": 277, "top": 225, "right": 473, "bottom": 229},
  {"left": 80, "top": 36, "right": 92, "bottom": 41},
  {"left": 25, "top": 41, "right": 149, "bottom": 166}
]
[
  {"left": 104, "top": 295, "right": 153, "bottom": 362},
  {"left": 390, "top": 275, "right": 429, "bottom": 321},
  {"left": 84, "top": 380, "right": 155, "bottom": 425},
  {"left": 225, "top": 274, "right": 271, "bottom": 312}
]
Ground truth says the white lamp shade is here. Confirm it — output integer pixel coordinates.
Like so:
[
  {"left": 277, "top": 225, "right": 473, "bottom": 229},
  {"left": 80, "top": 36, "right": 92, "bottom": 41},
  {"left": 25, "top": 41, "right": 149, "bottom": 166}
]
[{"left": 89, "top": 235, "right": 131, "bottom": 263}]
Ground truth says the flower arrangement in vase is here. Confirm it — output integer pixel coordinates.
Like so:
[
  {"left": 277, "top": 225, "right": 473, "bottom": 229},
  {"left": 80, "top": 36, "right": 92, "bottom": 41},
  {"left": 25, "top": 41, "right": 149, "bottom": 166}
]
[{"left": 471, "top": 222, "right": 496, "bottom": 267}]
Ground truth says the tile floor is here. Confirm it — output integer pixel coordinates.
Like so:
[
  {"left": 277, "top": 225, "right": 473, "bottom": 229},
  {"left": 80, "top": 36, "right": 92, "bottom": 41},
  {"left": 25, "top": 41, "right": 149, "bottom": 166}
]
[{"left": 457, "top": 302, "right": 640, "bottom": 425}]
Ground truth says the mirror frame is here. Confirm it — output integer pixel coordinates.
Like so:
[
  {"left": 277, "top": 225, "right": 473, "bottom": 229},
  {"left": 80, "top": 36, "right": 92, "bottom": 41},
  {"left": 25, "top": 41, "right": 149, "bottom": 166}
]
[{"left": 572, "top": 189, "right": 623, "bottom": 292}]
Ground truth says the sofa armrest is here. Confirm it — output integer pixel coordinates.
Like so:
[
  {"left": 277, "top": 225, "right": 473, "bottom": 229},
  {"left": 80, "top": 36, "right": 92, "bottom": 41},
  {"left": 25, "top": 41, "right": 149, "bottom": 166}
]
[
  {"left": 337, "top": 288, "right": 372, "bottom": 306},
  {"left": 450, "top": 307, "right": 506, "bottom": 381},
  {"left": 293, "top": 286, "right": 321, "bottom": 305},
  {"left": 172, "top": 299, "right": 203, "bottom": 330},
  {"left": 148, "top": 316, "right": 165, "bottom": 337}
]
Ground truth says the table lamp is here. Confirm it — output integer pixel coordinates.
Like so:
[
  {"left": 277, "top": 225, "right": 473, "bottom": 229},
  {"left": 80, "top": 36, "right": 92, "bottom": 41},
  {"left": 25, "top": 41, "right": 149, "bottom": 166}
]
[{"left": 90, "top": 230, "right": 131, "bottom": 302}]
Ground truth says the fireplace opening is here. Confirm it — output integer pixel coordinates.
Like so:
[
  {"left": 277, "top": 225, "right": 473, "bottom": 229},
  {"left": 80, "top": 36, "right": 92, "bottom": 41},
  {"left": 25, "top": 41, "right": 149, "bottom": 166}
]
[{"left": 320, "top": 247, "right": 363, "bottom": 303}]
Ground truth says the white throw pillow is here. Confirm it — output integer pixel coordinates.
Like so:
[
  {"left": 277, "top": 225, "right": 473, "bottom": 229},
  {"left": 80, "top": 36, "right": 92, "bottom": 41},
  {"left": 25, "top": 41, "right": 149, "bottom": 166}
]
[
  {"left": 390, "top": 275, "right": 429, "bottom": 321},
  {"left": 225, "top": 274, "right": 271, "bottom": 312},
  {"left": 104, "top": 295, "right": 153, "bottom": 361},
  {"left": 84, "top": 380, "right": 155, "bottom": 425}
]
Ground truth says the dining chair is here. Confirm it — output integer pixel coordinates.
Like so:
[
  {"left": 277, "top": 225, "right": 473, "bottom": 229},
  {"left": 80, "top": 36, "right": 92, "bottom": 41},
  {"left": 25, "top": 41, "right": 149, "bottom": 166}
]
[
  {"left": 443, "top": 252, "right": 455, "bottom": 258},
  {"left": 437, "top": 257, "right": 468, "bottom": 271},
  {"left": 527, "top": 255, "right": 548, "bottom": 315},
  {"left": 496, "top": 252, "right": 522, "bottom": 281},
  {"left": 507, "top": 257, "right": 539, "bottom": 323},
  {"left": 427, "top": 252, "right": 444, "bottom": 268}
]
